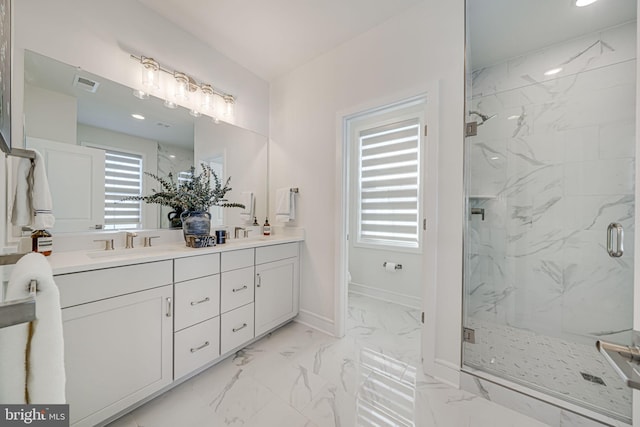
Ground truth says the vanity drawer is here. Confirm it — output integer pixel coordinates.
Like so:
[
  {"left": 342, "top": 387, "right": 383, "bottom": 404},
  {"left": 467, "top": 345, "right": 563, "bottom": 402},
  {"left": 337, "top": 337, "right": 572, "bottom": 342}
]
[
  {"left": 55, "top": 261, "right": 172, "bottom": 308},
  {"left": 256, "top": 243, "right": 298, "bottom": 265},
  {"left": 220, "top": 303, "right": 254, "bottom": 355},
  {"left": 174, "top": 253, "right": 220, "bottom": 283},
  {"left": 174, "top": 316, "right": 220, "bottom": 379},
  {"left": 174, "top": 274, "right": 221, "bottom": 331},
  {"left": 221, "top": 248, "right": 254, "bottom": 272},
  {"left": 220, "top": 267, "right": 254, "bottom": 314}
]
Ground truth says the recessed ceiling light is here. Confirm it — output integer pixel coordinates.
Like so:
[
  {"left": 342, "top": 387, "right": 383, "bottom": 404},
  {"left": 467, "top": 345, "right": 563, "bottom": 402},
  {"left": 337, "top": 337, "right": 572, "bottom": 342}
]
[
  {"left": 131, "top": 113, "right": 145, "bottom": 120},
  {"left": 490, "top": 156, "right": 500, "bottom": 160},
  {"left": 544, "top": 67, "right": 563, "bottom": 76},
  {"left": 507, "top": 115, "right": 520, "bottom": 120},
  {"left": 576, "top": 0, "right": 598, "bottom": 6},
  {"left": 169, "top": 155, "right": 176, "bottom": 159}
]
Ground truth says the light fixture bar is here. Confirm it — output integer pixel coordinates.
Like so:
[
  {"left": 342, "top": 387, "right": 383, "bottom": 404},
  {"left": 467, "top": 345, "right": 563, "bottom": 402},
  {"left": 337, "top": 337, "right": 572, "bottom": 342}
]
[{"left": 130, "top": 54, "right": 236, "bottom": 104}]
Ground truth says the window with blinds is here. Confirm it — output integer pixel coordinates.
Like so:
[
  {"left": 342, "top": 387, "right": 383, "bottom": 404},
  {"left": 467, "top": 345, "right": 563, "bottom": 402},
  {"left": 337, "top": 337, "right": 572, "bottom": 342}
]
[
  {"left": 104, "top": 150, "right": 143, "bottom": 230},
  {"left": 358, "top": 118, "right": 421, "bottom": 248}
]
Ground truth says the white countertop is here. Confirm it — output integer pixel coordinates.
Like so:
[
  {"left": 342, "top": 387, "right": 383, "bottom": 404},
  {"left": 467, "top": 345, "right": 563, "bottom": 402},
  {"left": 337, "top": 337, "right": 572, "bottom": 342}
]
[{"left": 48, "top": 234, "right": 304, "bottom": 275}]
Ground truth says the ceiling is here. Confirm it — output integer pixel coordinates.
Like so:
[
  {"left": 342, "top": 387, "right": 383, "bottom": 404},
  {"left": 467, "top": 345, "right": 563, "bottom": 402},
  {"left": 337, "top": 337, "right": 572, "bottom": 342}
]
[
  {"left": 137, "top": 0, "right": 425, "bottom": 81},
  {"left": 23, "top": 1, "right": 637, "bottom": 148},
  {"left": 468, "top": 0, "right": 636, "bottom": 69}
]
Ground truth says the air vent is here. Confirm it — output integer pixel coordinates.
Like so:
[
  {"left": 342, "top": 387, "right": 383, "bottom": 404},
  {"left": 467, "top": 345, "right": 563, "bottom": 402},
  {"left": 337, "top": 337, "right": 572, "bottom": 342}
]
[
  {"left": 73, "top": 75, "right": 100, "bottom": 93},
  {"left": 156, "top": 121, "right": 171, "bottom": 128}
]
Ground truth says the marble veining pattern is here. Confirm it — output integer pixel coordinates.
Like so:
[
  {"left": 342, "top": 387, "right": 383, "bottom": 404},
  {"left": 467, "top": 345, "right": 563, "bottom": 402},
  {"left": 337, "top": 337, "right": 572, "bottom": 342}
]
[
  {"left": 107, "top": 294, "right": 550, "bottom": 427},
  {"left": 465, "top": 20, "right": 635, "bottom": 422}
]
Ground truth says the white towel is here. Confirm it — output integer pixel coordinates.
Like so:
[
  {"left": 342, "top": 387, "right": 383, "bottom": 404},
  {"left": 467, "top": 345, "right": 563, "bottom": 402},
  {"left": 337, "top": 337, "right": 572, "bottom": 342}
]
[
  {"left": 239, "top": 191, "right": 254, "bottom": 222},
  {"left": 31, "top": 150, "right": 55, "bottom": 229},
  {"left": 11, "top": 157, "right": 32, "bottom": 227},
  {"left": 275, "top": 187, "right": 296, "bottom": 223},
  {"left": 11, "top": 150, "right": 55, "bottom": 229},
  {"left": 0, "top": 253, "right": 65, "bottom": 404}
]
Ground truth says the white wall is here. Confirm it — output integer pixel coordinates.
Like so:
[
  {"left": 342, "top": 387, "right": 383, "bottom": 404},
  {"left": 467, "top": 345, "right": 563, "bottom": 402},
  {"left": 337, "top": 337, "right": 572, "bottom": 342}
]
[
  {"left": 24, "top": 85, "right": 77, "bottom": 144},
  {"left": 269, "top": 0, "right": 465, "bottom": 381}
]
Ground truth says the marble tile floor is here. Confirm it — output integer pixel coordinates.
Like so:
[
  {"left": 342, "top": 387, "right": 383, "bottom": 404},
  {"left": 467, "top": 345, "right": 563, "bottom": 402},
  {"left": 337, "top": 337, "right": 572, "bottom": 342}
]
[{"left": 107, "top": 293, "right": 547, "bottom": 427}]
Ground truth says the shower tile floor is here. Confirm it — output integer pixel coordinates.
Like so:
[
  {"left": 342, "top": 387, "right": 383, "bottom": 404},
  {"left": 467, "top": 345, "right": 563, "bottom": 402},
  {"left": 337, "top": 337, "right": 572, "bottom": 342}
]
[
  {"left": 107, "top": 294, "right": 546, "bottom": 427},
  {"left": 463, "top": 317, "right": 632, "bottom": 423}
]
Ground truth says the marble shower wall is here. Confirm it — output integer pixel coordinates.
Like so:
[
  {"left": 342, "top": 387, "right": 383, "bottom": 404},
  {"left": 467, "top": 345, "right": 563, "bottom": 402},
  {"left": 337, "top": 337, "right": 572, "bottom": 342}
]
[{"left": 466, "top": 22, "right": 636, "bottom": 345}]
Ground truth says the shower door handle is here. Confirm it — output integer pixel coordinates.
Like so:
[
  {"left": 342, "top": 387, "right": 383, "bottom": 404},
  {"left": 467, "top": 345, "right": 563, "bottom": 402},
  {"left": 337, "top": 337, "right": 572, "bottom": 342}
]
[{"left": 607, "top": 223, "right": 624, "bottom": 258}]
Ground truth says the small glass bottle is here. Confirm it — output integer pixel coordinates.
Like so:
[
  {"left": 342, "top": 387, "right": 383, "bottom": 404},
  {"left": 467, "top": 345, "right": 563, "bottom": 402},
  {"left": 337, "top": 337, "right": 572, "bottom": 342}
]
[
  {"left": 31, "top": 229, "right": 53, "bottom": 256},
  {"left": 263, "top": 218, "right": 271, "bottom": 236}
]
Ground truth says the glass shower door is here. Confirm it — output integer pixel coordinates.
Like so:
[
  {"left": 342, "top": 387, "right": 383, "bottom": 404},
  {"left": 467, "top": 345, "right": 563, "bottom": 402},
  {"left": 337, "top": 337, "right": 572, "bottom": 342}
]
[{"left": 462, "top": 2, "right": 636, "bottom": 422}]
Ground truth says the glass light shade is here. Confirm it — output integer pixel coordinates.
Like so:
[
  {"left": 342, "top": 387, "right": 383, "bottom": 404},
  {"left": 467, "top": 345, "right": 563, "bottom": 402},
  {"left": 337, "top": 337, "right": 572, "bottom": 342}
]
[
  {"left": 223, "top": 95, "right": 235, "bottom": 119},
  {"left": 174, "top": 72, "right": 189, "bottom": 101},
  {"left": 200, "top": 84, "right": 214, "bottom": 113},
  {"left": 132, "top": 89, "right": 149, "bottom": 99},
  {"left": 141, "top": 57, "right": 160, "bottom": 90}
]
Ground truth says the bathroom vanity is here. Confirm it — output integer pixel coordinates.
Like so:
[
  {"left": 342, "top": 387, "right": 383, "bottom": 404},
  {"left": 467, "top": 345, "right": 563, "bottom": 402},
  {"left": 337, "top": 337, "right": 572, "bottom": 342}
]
[{"left": 47, "top": 233, "right": 302, "bottom": 427}]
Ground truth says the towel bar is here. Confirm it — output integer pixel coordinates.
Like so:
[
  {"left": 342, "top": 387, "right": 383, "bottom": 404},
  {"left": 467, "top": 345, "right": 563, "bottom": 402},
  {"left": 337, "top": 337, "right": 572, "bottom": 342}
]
[{"left": 0, "top": 252, "right": 38, "bottom": 329}]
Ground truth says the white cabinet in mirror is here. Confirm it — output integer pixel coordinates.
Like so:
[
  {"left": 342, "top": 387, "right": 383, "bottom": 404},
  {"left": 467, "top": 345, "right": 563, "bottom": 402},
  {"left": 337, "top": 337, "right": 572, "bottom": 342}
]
[{"left": 18, "top": 50, "right": 268, "bottom": 236}]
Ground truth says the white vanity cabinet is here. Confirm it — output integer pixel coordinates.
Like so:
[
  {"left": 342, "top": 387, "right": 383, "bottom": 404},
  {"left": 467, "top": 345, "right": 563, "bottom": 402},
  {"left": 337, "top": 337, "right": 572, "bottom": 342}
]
[
  {"left": 55, "top": 261, "right": 173, "bottom": 427},
  {"left": 49, "top": 238, "right": 301, "bottom": 427},
  {"left": 173, "top": 253, "right": 221, "bottom": 379},
  {"left": 255, "top": 243, "right": 300, "bottom": 336},
  {"left": 220, "top": 248, "right": 255, "bottom": 355}
]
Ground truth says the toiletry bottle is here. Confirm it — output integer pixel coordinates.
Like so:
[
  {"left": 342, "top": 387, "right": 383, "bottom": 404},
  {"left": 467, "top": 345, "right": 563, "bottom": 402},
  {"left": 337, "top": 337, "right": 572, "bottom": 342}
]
[
  {"left": 253, "top": 217, "right": 259, "bottom": 226},
  {"left": 263, "top": 218, "right": 271, "bottom": 236},
  {"left": 31, "top": 229, "right": 53, "bottom": 256}
]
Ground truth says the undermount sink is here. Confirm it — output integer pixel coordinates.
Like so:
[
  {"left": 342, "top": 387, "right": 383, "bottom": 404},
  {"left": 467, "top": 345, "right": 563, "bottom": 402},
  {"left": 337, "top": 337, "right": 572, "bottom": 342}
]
[{"left": 86, "top": 244, "right": 185, "bottom": 259}]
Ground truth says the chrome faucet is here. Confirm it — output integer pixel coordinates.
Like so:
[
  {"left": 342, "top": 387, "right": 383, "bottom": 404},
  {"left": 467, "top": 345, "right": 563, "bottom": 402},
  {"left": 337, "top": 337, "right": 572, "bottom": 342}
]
[{"left": 125, "top": 232, "right": 138, "bottom": 249}]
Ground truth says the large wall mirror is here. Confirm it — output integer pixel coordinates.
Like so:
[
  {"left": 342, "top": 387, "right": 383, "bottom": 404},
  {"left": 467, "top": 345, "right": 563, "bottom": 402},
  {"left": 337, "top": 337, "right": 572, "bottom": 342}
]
[{"left": 21, "top": 50, "right": 267, "bottom": 234}]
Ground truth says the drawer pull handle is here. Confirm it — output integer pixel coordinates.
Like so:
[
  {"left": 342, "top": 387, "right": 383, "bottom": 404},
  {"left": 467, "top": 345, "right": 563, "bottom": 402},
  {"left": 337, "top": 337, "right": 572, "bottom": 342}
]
[
  {"left": 190, "top": 297, "right": 211, "bottom": 306},
  {"left": 256, "top": 273, "right": 261, "bottom": 288},
  {"left": 190, "top": 341, "right": 210, "bottom": 353},
  {"left": 232, "top": 285, "right": 248, "bottom": 293},
  {"left": 166, "top": 297, "right": 172, "bottom": 317},
  {"left": 232, "top": 323, "right": 248, "bottom": 333}
]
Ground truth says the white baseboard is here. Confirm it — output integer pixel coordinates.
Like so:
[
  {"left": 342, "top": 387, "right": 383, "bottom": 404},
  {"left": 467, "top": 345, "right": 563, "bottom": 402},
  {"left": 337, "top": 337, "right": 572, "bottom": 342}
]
[
  {"left": 349, "top": 282, "right": 421, "bottom": 309},
  {"left": 294, "top": 309, "right": 335, "bottom": 336}
]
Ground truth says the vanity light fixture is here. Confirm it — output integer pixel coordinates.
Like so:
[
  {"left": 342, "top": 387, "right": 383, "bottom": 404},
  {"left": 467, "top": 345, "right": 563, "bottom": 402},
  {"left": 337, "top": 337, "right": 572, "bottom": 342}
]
[
  {"left": 140, "top": 57, "right": 160, "bottom": 90},
  {"left": 130, "top": 54, "right": 236, "bottom": 121},
  {"left": 575, "top": 0, "right": 598, "bottom": 6},
  {"left": 131, "top": 113, "right": 145, "bottom": 120}
]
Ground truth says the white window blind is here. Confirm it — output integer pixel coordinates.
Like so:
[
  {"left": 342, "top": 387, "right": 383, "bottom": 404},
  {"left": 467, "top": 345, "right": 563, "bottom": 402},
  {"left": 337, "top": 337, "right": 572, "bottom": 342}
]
[
  {"left": 358, "top": 118, "right": 421, "bottom": 248},
  {"left": 104, "top": 150, "right": 143, "bottom": 230}
]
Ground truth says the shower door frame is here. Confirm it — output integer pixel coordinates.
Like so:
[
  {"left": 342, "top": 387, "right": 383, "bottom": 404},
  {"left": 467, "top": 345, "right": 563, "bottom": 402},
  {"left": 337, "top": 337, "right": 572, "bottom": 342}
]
[{"left": 459, "top": 1, "right": 640, "bottom": 424}]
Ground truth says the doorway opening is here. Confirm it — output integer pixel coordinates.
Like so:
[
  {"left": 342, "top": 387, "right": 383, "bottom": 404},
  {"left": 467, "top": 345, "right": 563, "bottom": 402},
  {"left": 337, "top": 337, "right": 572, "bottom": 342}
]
[{"left": 341, "top": 95, "right": 427, "bottom": 365}]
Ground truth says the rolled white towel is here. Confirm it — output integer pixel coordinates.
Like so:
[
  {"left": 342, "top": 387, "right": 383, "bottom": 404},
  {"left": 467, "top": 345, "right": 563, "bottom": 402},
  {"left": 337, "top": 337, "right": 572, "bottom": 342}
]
[{"left": 0, "top": 253, "right": 65, "bottom": 404}]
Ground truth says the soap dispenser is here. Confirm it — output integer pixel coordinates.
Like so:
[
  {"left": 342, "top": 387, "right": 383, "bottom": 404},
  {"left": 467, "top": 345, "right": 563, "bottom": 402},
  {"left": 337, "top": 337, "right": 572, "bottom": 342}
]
[
  {"left": 253, "top": 217, "right": 259, "bottom": 226},
  {"left": 263, "top": 218, "right": 271, "bottom": 236}
]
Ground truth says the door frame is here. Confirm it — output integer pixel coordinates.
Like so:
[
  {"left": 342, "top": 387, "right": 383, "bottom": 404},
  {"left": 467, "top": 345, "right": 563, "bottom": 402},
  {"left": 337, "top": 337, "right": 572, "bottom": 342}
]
[{"left": 333, "top": 82, "right": 440, "bottom": 361}]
